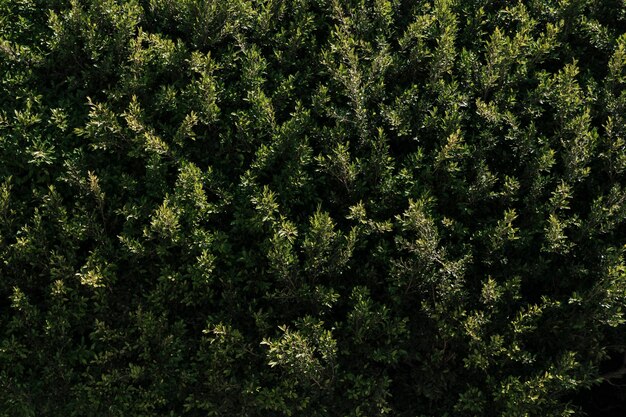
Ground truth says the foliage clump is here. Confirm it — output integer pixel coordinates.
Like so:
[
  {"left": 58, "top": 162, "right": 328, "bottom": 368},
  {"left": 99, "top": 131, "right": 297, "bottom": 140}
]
[{"left": 1, "top": 0, "right": 625, "bottom": 415}]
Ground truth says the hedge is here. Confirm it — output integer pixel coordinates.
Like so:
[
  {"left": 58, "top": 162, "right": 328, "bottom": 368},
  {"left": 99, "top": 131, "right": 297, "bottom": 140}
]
[{"left": 1, "top": 0, "right": 625, "bottom": 415}]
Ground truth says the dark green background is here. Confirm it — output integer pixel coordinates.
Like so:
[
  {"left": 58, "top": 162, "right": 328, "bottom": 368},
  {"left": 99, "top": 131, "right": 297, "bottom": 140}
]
[{"left": 1, "top": 0, "right": 625, "bottom": 415}]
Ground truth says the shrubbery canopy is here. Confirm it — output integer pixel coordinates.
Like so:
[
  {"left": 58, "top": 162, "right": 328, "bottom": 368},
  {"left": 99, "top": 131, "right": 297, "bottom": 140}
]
[{"left": 1, "top": 0, "right": 626, "bottom": 415}]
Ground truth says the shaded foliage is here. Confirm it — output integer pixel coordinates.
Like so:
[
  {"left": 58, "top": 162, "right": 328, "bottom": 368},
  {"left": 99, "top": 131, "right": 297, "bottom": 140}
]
[{"left": 1, "top": 0, "right": 625, "bottom": 415}]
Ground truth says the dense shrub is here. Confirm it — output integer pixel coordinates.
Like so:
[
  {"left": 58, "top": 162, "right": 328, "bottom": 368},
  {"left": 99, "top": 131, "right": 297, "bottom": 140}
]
[{"left": 1, "top": 0, "right": 625, "bottom": 415}]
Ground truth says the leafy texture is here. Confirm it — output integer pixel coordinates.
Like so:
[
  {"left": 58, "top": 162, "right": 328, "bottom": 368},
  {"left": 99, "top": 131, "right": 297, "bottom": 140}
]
[{"left": 1, "top": 0, "right": 625, "bottom": 415}]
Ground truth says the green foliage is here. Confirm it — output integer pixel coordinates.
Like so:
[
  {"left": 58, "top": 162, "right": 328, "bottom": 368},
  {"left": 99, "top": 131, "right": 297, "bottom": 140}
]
[{"left": 1, "top": 0, "right": 626, "bottom": 415}]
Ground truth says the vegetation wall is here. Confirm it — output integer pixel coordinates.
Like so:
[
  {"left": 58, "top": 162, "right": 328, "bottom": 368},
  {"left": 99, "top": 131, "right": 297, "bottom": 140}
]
[{"left": 1, "top": 0, "right": 626, "bottom": 415}]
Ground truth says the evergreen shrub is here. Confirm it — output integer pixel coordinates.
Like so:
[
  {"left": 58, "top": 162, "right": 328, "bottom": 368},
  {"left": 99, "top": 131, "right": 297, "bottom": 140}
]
[{"left": 1, "top": 0, "right": 625, "bottom": 415}]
